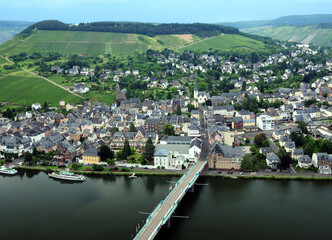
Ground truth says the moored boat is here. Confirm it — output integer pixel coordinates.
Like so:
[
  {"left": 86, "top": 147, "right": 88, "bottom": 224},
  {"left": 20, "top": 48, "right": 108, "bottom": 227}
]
[
  {"left": 129, "top": 172, "right": 137, "bottom": 179},
  {"left": 48, "top": 169, "right": 86, "bottom": 182},
  {"left": 0, "top": 166, "right": 18, "bottom": 175}
]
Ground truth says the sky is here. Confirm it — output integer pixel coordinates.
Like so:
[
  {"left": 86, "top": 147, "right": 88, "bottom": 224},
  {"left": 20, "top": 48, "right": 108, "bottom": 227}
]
[{"left": 0, "top": 0, "right": 331, "bottom": 23}]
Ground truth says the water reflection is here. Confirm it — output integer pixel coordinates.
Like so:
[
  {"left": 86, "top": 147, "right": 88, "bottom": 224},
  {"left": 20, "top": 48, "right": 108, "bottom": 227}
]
[
  {"left": 25, "top": 169, "right": 40, "bottom": 178},
  {"left": 1, "top": 170, "right": 332, "bottom": 240}
]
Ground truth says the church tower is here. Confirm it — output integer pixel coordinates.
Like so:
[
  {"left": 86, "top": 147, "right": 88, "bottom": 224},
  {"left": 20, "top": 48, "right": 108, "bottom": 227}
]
[
  {"left": 116, "top": 83, "right": 127, "bottom": 105},
  {"left": 194, "top": 79, "right": 198, "bottom": 99}
]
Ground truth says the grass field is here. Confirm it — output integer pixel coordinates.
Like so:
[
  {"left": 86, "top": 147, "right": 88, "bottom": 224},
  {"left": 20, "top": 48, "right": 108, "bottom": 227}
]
[
  {"left": 0, "top": 75, "right": 82, "bottom": 106},
  {"left": 0, "top": 57, "right": 7, "bottom": 65},
  {"left": 0, "top": 30, "right": 269, "bottom": 56},
  {"left": 181, "top": 34, "right": 267, "bottom": 51},
  {"left": 85, "top": 91, "right": 116, "bottom": 104}
]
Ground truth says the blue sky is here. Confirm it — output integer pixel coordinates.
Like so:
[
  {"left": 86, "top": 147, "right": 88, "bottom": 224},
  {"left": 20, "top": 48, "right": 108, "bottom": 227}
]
[{"left": 0, "top": 0, "right": 331, "bottom": 23}]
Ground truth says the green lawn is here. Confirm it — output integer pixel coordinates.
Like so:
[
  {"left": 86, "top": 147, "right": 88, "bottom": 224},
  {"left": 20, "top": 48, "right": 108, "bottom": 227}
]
[
  {"left": 0, "top": 75, "right": 82, "bottom": 106},
  {"left": 85, "top": 91, "right": 116, "bottom": 104}
]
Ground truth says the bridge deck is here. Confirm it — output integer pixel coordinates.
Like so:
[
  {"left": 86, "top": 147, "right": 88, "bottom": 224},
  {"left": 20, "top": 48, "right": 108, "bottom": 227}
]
[{"left": 134, "top": 160, "right": 207, "bottom": 240}]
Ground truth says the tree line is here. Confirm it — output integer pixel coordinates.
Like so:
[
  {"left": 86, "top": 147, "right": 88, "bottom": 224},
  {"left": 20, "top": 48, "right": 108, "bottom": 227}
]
[{"left": 18, "top": 20, "right": 239, "bottom": 39}]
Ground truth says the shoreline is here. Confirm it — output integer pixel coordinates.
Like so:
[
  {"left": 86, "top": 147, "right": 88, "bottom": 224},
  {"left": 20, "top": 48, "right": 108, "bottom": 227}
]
[{"left": 17, "top": 166, "right": 332, "bottom": 181}]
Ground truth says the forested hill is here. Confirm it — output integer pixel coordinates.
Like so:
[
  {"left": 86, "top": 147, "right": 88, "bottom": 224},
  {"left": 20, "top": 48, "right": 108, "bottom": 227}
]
[{"left": 18, "top": 20, "right": 239, "bottom": 39}]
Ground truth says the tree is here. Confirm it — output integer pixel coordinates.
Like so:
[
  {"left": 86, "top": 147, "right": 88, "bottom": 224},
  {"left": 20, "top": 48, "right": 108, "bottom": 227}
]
[
  {"left": 98, "top": 145, "right": 114, "bottom": 162},
  {"left": 254, "top": 133, "right": 267, "bottom": 146},
  {"left": 3, "top": 108, "right": 13, "bottom": 119},
  {"left": 32, "top": 147, "right": 38, "bottom": 156},
  {"left": 142, "top": 138, "right": 155, "bottom": 162},
  {"left": 205, "top": 99, "right": 212, "bottom": 106},
  {"left": 72, "top": 163, "right": 81, "bottom": 170},
  {"left": 122, "top": 140, "right": 132, "bottom": 159},
  {"left": 298, "top": 121, "right": 308, "bottom": 134},
  {"left": 261, "top": 140, "right": 270, "bottom": 147},
  {"left": 106, "top": 158, "right": 115, "bottom": 167},
  {"left": 280, "top": 154, "right": 292, "bottom": 170},
  {"left": 174, "top": 105, "right": 182, "bottom": 115},
  {"left": 241, "top": 155, "right": 253, "bottom": 170},
  {"left": 43, "top": 101, "right": 48, "bottom": 109},
  {"left": 92, "top": 164, "right": 104, "bottom": 171},
  {"left": 241, "top": 81, "right": 247, "bottom": 91},
  {"left": 319, "top": 140, "right": 332, "bottom": 154},
  {"left": 24, "top": 152, "right": 33, "bottom": 163},
  {"left": 129, "top": 122, "right": 137, "bottom": 132},
  {"left": 304, "top": 141, "right": 316, "bottom": 157},
  {"left": 164, "top": 123, "right": 175, "bottom": 136},
  {"left": 245, "top": 138, "right": 250, "bottom": 145},
  {"left": 290, "top": 132, "right": 304, "bottom": 147}
]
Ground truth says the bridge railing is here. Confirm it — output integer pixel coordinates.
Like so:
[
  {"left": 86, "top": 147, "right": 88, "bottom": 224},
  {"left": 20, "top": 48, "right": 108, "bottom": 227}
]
[{"left": 134, "top": 160, "right": 208, "bottom": 240}]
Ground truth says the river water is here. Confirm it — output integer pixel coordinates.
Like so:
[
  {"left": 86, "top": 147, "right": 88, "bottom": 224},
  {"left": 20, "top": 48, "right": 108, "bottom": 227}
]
[{"left": 1, "top": 170, "right": 332, "bottom": 240}]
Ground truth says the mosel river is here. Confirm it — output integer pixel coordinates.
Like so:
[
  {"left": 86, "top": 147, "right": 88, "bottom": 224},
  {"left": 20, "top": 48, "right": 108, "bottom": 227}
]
[{"left": 1, "top": 170, "right": 332, "bottom": 240}]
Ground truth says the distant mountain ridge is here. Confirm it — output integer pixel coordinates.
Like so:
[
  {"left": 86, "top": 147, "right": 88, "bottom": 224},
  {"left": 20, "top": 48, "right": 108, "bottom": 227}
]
[
  {"left": 0, "top": 20, "right": 33, "bottom": 44},
  {"left": 218, "top": 14, "right": 332, "bottom": 47},
  {"left": 218, "top": 14, "right": 332, "bottom": 28}
]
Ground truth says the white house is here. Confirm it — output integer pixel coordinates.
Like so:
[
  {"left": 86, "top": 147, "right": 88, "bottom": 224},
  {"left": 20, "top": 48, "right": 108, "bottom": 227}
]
[
  {"left": 154, "top": 149, "right": 172, "bottom": 169},
  {"left": 31, "top": 103, "right": 42, "bottom": 111},
  {"left": 266, "top": 152, "right": 280, "bottom": 169},
  {"left": 188, "top": 125, "right": 201, "bottom": 137},
  {"left": 298, "top": 155, "right": 312, "bottom": 169},
  {"left": 256, "top": 115, "right": 275, "bottom": 130}
]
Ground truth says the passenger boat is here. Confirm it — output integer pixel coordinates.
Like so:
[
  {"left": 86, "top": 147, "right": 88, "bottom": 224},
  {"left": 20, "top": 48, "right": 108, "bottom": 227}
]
[
  {"left": 48, "top": 169, "right": 86, "bottom": 182},
  {"left": 0, "top": 166, "right": 18, "bottom": 175}
]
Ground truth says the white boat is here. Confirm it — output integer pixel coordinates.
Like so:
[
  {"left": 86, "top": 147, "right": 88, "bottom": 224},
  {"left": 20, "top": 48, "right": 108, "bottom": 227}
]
[
  {"left": 0, "top": 166, "right": 18, "bottom": 175},
  {"left": 129, "top": 172, "right": 137, "bottom": 179},
  {"left": 48, "top": 169, "right": 86, "bottom": 182}
]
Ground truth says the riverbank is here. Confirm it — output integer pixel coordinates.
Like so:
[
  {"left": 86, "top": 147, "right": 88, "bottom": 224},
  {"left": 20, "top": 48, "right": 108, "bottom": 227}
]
[
  {"left": 206, "top": 174, "right": 332, "bottom": 181},
  {"left": 17, "top": 166, "right": 332, "bottom": 181},
  {"left": 18, "top": 166, "right": 184, "bottom": 177}
]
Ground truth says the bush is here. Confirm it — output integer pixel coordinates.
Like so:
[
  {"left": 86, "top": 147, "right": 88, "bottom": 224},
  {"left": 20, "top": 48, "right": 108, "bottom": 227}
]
[
  {"left": 72, "top": 163, "right": 82, "bottom": 170},
  {"left": 0, "top": 160, "right": 4, "bottom": 166},
  {"left": 41, "top": 161, "right": 50, "bottom": 166},
  {"left": 120, "top": 167, "right": 130, "bottom": 172},
  {"left": 92, "top": 164, "right": 104, "bottom": 171}
]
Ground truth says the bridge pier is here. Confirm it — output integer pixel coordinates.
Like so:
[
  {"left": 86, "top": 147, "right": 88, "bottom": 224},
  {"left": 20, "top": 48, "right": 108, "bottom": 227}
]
[
  {"left": 163, "top": 218, "right": 171, "bottom": 229},
  {"left": 188, "top": 185, "right": 194, "bottom": 193}
]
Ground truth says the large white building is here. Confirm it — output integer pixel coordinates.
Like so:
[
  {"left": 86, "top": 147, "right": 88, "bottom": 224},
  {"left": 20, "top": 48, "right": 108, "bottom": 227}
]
[
  {"left": 154, "top": 136, "right": 202, "bottom": 169},
  {"left": 154, "top": 149, "right": 172, "bottom": 169},
  {"left": 256, "top": 115, "right": 275, "bottom": 130}
]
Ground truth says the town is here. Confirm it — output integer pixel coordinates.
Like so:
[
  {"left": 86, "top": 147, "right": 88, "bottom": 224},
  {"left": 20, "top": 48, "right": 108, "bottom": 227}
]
[{"left": 1, "top": 43, "right": 332, "bottom": 177}]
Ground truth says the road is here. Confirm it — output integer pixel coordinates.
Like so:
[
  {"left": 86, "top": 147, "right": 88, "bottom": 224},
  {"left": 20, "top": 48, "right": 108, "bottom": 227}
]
[
  {"left": 135, "top": 104, "right": 210, "bottom": 240},
  {"left": 1, "top": 56, "right": 85, "bottom": 99},
  {"left": 268, "top": 138, "right": 279, "bottom": 152},
  {"left": 135, "top": 160, "right": 207, "bottom": 240}
]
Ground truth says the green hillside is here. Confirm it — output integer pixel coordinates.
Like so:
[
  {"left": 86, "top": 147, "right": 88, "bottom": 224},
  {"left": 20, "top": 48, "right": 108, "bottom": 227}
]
[
  {"left": 0, "top": 30, "right": 270, "bottom": 56},
  {"left": 181, "top": 34, "right": 267, "bottom": 51},
  {"left": 242, "top": 24, "right": 332, "bottom": 47},
  {"left": 0, "top": 30, "right": 194, "bottom": 56}
]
